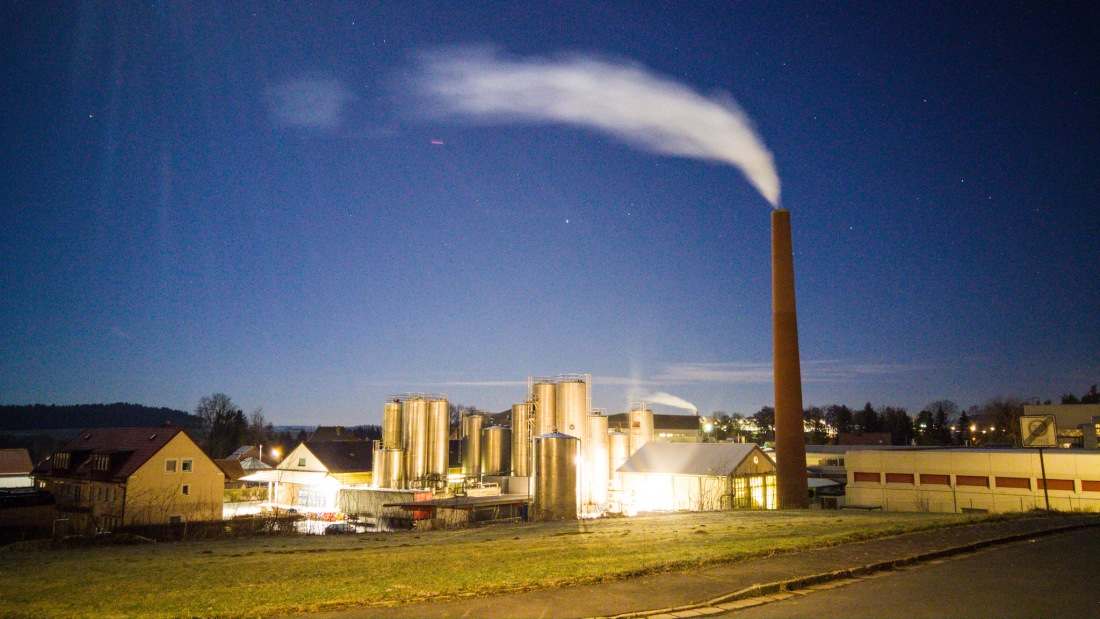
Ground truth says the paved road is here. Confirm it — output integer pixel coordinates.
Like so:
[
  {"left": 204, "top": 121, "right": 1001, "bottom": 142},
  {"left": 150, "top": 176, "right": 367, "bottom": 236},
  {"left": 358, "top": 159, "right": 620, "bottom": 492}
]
[{"left": 717, "top": 527, "right": 1100, "bottom": 618}]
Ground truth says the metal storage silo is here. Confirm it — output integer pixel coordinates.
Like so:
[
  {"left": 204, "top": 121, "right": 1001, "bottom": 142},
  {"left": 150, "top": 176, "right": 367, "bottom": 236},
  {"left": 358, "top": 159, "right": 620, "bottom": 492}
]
[
  {"left": 481, "top": 426, "right": 512, "bottom": 476},
  {"left": 427, "top": 397, "right": 450, "bottom": 480},
  {"left": 532, "top": 380, "right": 557, "bottom": 436},
  {"left": 629, "top": 403, "right": 654, "bottom": 455},
  {"left": 555, "top": 377, "right": 588, "bottom": 437},
  {"left": 462, "top": 413, "right": 484, "bottom": 478},
  {"left": 533, "top": 431, "right": 579, "bottom": 520},
  {"left": 511, "top": 402, "right": 531, "bottom": 476},
  {"left": 372, "top": 440, "right": 387, "bottom": 488},
  {"left": 383, "top": 400, "right": 402, "bottom": 449},
  {"left": 383, "top": 449, "right": 405, "bottom": 489},
  {"left": 608, "top": 431, "right": 630, "bottom": 478},
  {"left": 584, "top": 413, "right": 609, "bottom": 512},
  {"left": 403, "top": 397, "right": 428, "bottom": 487}
]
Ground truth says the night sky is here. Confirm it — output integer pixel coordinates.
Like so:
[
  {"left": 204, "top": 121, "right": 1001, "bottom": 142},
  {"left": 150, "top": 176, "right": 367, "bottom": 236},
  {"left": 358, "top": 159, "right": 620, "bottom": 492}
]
[{"left": 2, "top": 2, "right": 1097, "bottom": 425}]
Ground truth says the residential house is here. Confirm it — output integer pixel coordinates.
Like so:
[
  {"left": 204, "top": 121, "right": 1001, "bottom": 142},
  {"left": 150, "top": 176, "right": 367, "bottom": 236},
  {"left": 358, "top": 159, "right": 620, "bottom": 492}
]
[
  {"left": 242, "top": 438, "right": 373, "bottom": 515},
  {"left": 32, "top": 427, "right": 223, "bottom": 533}
]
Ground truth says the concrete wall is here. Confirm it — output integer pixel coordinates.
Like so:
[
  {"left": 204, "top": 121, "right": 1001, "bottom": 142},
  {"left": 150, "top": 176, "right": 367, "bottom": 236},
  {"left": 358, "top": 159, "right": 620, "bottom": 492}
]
[{"left": 846, "top": 449, "right": 1100, "bottom": 513}]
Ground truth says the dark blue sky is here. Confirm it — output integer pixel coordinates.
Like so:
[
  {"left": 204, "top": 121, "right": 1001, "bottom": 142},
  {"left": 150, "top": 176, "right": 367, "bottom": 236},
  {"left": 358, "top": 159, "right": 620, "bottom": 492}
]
[{"left": 2, "top": 2, "right": 1097, "bottom": 425}]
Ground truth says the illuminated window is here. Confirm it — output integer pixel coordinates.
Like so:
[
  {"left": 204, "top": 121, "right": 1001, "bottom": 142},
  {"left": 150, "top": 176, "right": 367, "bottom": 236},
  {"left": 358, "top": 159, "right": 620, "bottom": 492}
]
[
  {"left": 181, "top": 459, "right": 193, "bottom": 472},
  {"left": 165, "top": 459, "right": 177, "bottom": 473}
]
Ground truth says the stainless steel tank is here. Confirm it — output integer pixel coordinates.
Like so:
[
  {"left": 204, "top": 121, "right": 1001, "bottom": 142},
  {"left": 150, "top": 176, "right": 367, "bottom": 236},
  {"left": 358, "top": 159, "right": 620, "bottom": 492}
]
[
  {"left": 533, "top": 431, "right": 579, "bottom": 520},
  {"left": 608, "top": 431, "right": 630, "bottom": 477},
  {"left": 481, "top": 426, "right": 512, "bottom": 476},
  {"left": 403, "top": 397, "right": 428, "bottom": 486},
  {"left": 427, "top": 397, "right": 450, "bottom": 479},
  {"left": 511, "top": 402, "right": 531, "bottom": 476},
  {"left": 555, "top": 378, "right": 588, "bottom": 437},
  {"left": 462, "top": 413, "right": 484, "bottom": 478},
  {"left": 372, "top": 440, "right": 386, "bottom": 488},
  {"left": 532, "top": 380, "right": 557, "bottom": 436},
  {"left": 629, "top": 404, "right": 654, "bottom": 455},
  {"left": 584, "top": 413, "right": 609, "bottom": 512},
  {"left": 374, "top": 444, "right": 406, "bottom": 489},
  {"left": 383, "top": 400, "right": 402, "bottom": 449}
]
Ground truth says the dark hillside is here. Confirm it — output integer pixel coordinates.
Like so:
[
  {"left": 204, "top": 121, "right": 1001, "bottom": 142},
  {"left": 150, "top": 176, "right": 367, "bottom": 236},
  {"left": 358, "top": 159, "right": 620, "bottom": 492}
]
[{"left": 0, "top": 403, "right": 197, "bottom": 432}]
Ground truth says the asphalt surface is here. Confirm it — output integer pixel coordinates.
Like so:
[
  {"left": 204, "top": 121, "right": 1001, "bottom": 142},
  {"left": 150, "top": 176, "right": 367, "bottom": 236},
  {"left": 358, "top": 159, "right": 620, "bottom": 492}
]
[
  {"left": 718, "top": 526, "right": 1100, "bottom": 618},
  {"left": 298, "top": 514, "right": 1100, "bottom": 619}
]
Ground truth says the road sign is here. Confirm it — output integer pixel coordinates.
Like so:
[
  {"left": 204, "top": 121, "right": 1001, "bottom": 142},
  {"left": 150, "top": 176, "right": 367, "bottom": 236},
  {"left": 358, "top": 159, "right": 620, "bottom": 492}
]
[{"left": 1020, "top": 415, "right": 1057, "bottom": 448}]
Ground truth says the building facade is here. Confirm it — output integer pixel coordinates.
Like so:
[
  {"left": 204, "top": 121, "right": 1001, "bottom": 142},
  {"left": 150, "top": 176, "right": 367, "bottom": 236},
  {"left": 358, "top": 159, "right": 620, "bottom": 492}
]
[
  {"left": 845, "top": 448, "right": 1100, "bottom": 513},
  {"left": 32, "top": 427, "right": 223, "bottom": 532}
]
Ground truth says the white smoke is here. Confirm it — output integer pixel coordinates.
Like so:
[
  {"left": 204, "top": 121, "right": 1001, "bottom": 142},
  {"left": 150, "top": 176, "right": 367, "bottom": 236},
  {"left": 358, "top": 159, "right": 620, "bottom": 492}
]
[
  {"left": 638, "top": 391, "right": 699, "bottom": 415},
  {"left": 413, "top": 48, "right": 780, "bottom": 207}
]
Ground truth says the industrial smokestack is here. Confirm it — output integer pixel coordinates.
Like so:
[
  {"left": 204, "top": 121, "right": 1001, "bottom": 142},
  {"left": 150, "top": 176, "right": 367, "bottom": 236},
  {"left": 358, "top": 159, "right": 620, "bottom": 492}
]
[{"left": 772, "top": 209, "right": 809, "bottom": 509}]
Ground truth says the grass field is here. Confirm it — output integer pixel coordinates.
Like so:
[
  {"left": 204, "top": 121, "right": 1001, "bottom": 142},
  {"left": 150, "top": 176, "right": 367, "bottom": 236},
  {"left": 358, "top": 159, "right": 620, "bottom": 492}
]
[{"left": 0, "top": 510, "right": 1007, "bottom": 618}]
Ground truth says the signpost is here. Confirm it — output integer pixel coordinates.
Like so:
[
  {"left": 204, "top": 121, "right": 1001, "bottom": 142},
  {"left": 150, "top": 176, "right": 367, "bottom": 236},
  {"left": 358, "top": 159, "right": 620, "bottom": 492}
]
[{"left": 1020, "top": 415, "right": 1057, "bottom": 511}]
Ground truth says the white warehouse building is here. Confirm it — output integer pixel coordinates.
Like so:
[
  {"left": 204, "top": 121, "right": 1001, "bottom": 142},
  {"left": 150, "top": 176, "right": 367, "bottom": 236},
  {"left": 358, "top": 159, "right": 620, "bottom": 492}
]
[{"left": 845, "top": 448, "right": 1100, "bottom": 513}]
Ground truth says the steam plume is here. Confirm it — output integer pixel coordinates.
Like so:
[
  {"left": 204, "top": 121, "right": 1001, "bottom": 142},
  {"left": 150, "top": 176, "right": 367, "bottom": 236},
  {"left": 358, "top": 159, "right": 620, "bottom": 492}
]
[
  {"left": 639, "top": 391, "right": 699, "bottom": 414},
  {"left": 414, "top": 48, "right": 780, "bottom": 207}
]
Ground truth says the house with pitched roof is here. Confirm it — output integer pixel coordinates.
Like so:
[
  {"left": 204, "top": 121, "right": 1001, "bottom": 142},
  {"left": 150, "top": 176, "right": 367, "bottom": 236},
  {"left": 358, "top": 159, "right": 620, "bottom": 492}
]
[
  {"left": 32, "top": 427, "right": 223, "bottom": 533},
  {"left": 241, "top": 436, "right": 373, "bottom": 515}
]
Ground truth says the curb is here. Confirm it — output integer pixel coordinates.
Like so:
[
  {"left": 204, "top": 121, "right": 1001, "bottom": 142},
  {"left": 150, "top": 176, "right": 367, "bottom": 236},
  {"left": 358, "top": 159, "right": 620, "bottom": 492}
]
[{"left": 594, "top": 518, "right": 1100, "bottom": 619}]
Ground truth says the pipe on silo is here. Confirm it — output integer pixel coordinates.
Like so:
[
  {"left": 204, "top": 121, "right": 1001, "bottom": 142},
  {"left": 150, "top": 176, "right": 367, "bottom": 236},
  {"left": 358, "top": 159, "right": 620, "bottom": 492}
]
[{"left": 772, "top": 208, "right": 809, "bottom": 509}]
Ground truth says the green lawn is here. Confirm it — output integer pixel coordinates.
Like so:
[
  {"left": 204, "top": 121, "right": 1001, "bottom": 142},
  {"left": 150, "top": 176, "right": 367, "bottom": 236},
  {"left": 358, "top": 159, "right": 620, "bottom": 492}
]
[{"left": 0, "top": 510, "right": 1006, "bottom": 618}]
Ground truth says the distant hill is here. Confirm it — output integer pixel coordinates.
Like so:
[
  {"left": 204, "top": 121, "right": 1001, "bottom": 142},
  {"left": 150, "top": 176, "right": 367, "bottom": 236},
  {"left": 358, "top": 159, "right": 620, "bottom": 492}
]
[{"left": 0, "top": 403, "right": 198, "bottom": 432}]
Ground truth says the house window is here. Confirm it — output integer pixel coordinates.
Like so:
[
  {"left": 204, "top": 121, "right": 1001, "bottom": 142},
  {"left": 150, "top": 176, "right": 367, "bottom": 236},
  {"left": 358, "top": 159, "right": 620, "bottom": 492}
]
[
  {"left": 55, "top": 452, "right": 70, "bottom": 469},
  {"left": 181, "top": 484, "right": 190, "bottom": 496},
  {"left": 165, "top": 459, "right": 178, "bottom": 473},
  {"left": 93, "top": 454, "right": 109, "bottom": 471},
  {"left": 298, "top": 457, "right": 307, "bottom": 467},
  {"left": 181, "top": 459, "right": 193, "bottom": 472},
  {"left": 169, "top": 515, "right": 182, "bottom": 525}
]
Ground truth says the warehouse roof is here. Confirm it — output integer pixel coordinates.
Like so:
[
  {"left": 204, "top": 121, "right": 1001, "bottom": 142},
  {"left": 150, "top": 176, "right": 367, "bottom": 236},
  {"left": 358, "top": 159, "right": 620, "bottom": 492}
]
[{"left": 618, "top": 442, "right": 774, "bottom": 477}]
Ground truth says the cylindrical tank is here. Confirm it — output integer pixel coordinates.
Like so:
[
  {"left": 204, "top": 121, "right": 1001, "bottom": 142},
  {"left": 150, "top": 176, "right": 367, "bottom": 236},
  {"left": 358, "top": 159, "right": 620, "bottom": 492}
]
[
  {"left": 584, "top": 413, "right": 609, "bottom": 511},
  {"left": 403, "top": 397, "right": 428, "bottom": 486},
  {"left": 383, "top": 400, "right": 402, "bottom": 449},
  {"left": 629, "top": 404, "right": 654, "bottom": 455},
  {"left": 533, "top": 431, "right": 578, "bottom": 520},
  {"left": 532, "top": 380, "right": 557, "bottom": 435},
  {"left": 462, "top": 414, "right": 484, "bottom": 478},
  {"left": 372, "top": 440, "right": 386, "bottom": 488},
  {"left": 427, "top": 398, "right": 450, "bottom": 479},
  {"left": 374, "top": 444, "right": 405, "bottom": 489},
  {"left": 481, "top": 426, "right": 512, "bottom": 476},
  {"left": 555, "top": 378, "right": 588, "bottom": 437},
  {"left": 511, "top": 402, "right": 531, "bottom": 476},
  {"left": 608, "top": 431, "right": 630, "bottom": 478}
]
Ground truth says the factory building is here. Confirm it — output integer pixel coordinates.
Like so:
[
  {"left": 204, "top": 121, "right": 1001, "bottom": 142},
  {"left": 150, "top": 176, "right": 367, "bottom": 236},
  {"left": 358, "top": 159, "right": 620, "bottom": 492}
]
[
  {"left": 844, "top": 449, "right": 1100, "bottom": 513},
  {"left": 617, "top": 442, "right": 776, "bottom": 512}
]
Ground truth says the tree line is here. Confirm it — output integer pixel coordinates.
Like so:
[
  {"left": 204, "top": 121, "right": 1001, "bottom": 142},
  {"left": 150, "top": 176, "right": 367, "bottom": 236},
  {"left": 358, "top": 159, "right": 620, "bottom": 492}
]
[{"left": 709, "top": 383, "right": 1098, "bottom": 448}]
